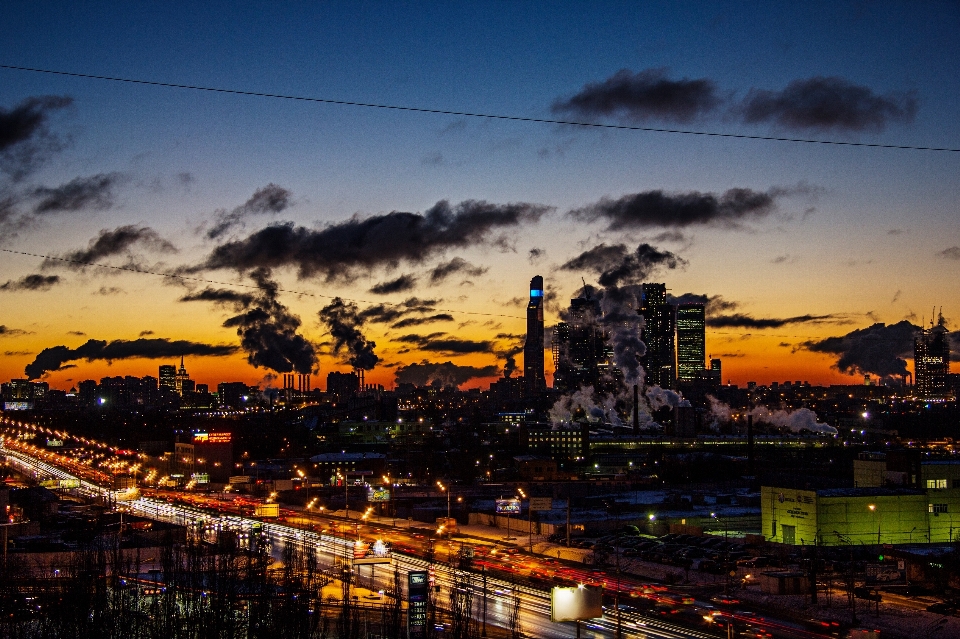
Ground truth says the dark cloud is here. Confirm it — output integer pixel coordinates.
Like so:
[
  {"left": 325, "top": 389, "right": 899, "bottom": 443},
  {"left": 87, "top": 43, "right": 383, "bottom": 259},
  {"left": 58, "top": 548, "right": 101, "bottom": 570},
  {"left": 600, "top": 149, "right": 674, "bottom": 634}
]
[
  {"left": 552, "top": 68, "right": 720, "bottom": 123},
  {"left": 358, "top": 297, "right": 441, "bottom": 324},
  {"left": 196, "top": 199, "right": 550, "bottom": 282},
  {"left": 667, "top": 293, "right": 739, "bottom": 315},
  {"left": 25, "top": 337, "right": 237, "bottom": 379},
  {"left": 429, "top": 257, "right": 487, "bottom": 284},
  {"left": 3, "top": 350, "right": 32, "bottom": 356},
  {"left": 560, "top": 243, "right": 686, "bottom": 287},
  {"left": 394, "top": 333, "right": 492, "bottom": 354},
  {"left": 740, "top": 76, "right": 917, "bottom": 133},
  {"left": 707, "top": 313, "right": 840, "bottom": 329},
  {"left": 801, "top": 321, "right": 919, "bottom": 378},
  {"left": 0, "top": 325, "right": 29, "bottom": 337},
  {"left": 528, "top": 248, "right": 545, "bottom": 263},
  {"left": 45, "top": 225, "right": 176, "bottom": 271},
  {"left": 390, "top": 314, "right": 455, "bottom": 329},
  {"left": 318, "top": 297, "right": 379, "bottom": 370},
  {"left": 370, "top": 274, "right": 418, "bottom": 294},
  {"left": 394, "top": 360, "right": 499, "bottom": 387},
  {"left": 93, "top": 286, "right": 123, "bottom": 296},
  {"left": 570, "top": 187, "right": 782, "bottom": 230},
  {"left": 67, "top": 330, "right": 85, "bottom": 336},
  {"left": 32, "top": 173, "right": 123, "bottom": 214},
  {"left": 0, "top": 273, "right": 60, "bottom": 291},
  {"left": 0, "top": 95, "right": 72, "bottom": 181},
  {"left": 649, "top": 230, "right": 687, "bottom": 244},
  {"left": 138, "top": 330, "right": 154, "bottom": 337},
  {"left": 938, "top": 247, "right": 960, "bottom": 260},
  {"left": 182, "top": 268, "right": 317, "bottom": 374},
  {"left": 206, "top": 183, "right": 292, "bottom": 239}
]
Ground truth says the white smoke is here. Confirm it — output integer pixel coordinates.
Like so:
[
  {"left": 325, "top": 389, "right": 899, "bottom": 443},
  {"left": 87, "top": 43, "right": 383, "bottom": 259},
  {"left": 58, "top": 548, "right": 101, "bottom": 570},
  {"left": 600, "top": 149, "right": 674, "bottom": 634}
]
[
  {"left": 748, "top": 405, "right": 838, "bottom": 435},
  {"left": 645, "top": 386, "right": 690, "bottom": 411},
  {"left": 706, "top": 394, "right": 733, "bottom": 430},
  {"left": 549, "top": 386, "right": 624, "bottom": 427}
]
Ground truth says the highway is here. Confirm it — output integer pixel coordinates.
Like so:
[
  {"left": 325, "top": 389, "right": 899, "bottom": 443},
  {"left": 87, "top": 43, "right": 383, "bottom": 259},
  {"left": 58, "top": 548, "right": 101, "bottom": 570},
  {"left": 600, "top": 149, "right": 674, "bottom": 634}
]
[{"left": 2, "top": 444, "right": 829, "bottom": 638}]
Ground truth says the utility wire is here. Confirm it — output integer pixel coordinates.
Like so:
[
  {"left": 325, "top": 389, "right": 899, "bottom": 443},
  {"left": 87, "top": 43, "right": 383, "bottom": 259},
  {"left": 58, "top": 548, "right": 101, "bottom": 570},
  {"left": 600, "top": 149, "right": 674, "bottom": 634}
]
[
  {"left": 0, "top": 248, "right": 525, "bottom": 321},
  {"left": 2, "top": 63, "right": 958, "bottom": 153}
]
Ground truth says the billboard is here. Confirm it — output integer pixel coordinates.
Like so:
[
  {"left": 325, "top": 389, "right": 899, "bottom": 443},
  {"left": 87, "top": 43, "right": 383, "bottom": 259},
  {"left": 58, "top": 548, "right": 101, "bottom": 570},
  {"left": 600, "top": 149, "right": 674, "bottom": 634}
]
[
  {"left": 45, "top": 438, "right": 64, "bottom": 447},
  {"left": 408, "top": 571, "right": 429, "bottom": 639},
  {"left": 496, "top": 498, "right": 521, "bottom": 514},
  {"left": 40, "top": 479, "right": 79, "bottom": 489},
  {"left": 191, "top": 473, "right": 210, "bottom": 485},
  {"left": 865, "top": 562, "right": 906, "bottom": 585},
  {"left": 550, "top": 585, "right": 603, "bottom": 622},
  {"left": 193, "top": 432, "right": 232, "bottom": 444},
  {"left": 353, "top": 538, "right": 393, "bottom": 565},
  {"left": 530, "top": 497, "right": 553, "bottom": 511},
  {"left": 368, "top": 487, "right": 391, "bottom": 502},
  {"left": 3, "top": 402, "right": 31, "bottom": 411}
]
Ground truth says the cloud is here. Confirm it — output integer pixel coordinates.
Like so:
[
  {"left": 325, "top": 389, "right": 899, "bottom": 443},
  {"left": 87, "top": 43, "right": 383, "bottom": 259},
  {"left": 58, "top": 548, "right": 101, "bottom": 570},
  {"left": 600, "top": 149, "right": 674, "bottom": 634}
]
[
  {"left": 390, "top": 314, "right": 455, "bottom": 329},
  {"left": 369, "top": 274, "right": 418, "bottom": 294},
  {"left": 649, "top": 230, "right": 687, "bottom": 243},
  {"left": 667, "top": 293, "right": 739, "bottom": 314},
  {"left": 46, "top": 225, "right": 177, "bottom": 269},
  {"left": 93, "top": 286, "right": 123, "bottom": 296},
  {"left": 206, "top": 183, "right": 292, "bottom": 239},
  {"left": 67, "top": 330, "right": 85, "bottom": 336},
  {"left": 891, "top": 290, "right": 901, "bottom": 304},
  {"left": 32, "top": 173, "right": 123, "bottom": 214},
  {"left": 740, "top": 76, "right": 917, "bottom": 133},
  {"left": 0, "top": 95, "right": 72, "bottom": 181},
  {"left": 801, "top": 320, "right": 919, "bottom": 378},
  {"left": 707, "top": 313, "right": 840, "bottom": 329},
  {"left": 318, "top": 297, "right": 379, "bottom": 370},
  {"left": 394, "top": 360, "right": 499, "bottom": 387},
  {"left": 429, "top": 257, "right": 487, "bottom": 284},
  {"left": 394, "top": 333, "right": 492, "bottom": 354},
  {"left": 358, "top": 297, "right": 441, "bottom": 324},
  {"left": 560, "top": 242, "right": 686, "bottom": 287},
  {"left": 3, "top": 350, "right": 32, "bottom": 356},
  {"left": 938, "top": 246, "right": 960, "bottom": 260},
  {"left": 181, "top": 268, "right": 317, "bottom": 374},
  {"left": 25, "top": 337, "right": 237, "bottom": 379},
  {"left": 0, "top": 273, "right": 60, "bottom": 291},
  {"left": 138, "top": 330, "right": 154, "bottom": 337},
  {"left": 528, "top": 248, "right": 545, "bottom": 263},
  {"left": 0, "top": 325, "right": 29, "bottom": 337},
  {"left": 552, "top": 68, "right": 720, "bottom": 123},
  {"left": 196, "top": 199, "right": 551, "bottom": 282},
  {"left": 570, "top": 187, "right": 786, "bottom": 230}
]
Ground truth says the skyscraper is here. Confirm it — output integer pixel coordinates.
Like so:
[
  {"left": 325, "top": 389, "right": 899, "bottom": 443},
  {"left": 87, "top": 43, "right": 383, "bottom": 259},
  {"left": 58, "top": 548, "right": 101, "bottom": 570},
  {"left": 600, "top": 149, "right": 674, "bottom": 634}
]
[
  {"left": 552, "top": 295, "right": 610, "bottom": 393},
  {"left": 523, "top": 275, "right": 546, "bottom": 396},
  {"left": 159, "top": 364, "right": 176, "bottom": 392},
  {"left": 639, "top": 283, "right": 675, "bottom": 388},
  {"left": 915, "top": 311, "right": 951, "bottom": 400},
  {"left": 676, "top": 303, "right": 706, "bottom": 382},
  {"left": 174, "top": 356, "right": 192, "bottom": 396}
]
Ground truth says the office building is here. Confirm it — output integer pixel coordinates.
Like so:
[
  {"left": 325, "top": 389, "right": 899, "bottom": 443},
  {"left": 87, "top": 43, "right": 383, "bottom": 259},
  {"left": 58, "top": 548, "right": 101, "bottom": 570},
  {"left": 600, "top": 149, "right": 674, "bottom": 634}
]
[
  {"left": 639, "top": 283, "right": 675, "bottom": 388},
  {"left": 174, "top": 356, "right": 192, "bottom": 396},
  {"left": 523, "top": 275, "right": 546, "bottom": 396},
  {"left": 676, "top": 303, "right": 706, "bottom": 382},
  {"left": 159, "top": 365, "right": 177, "bottom": 392},
  {"left": 552, "top": 296, "right": 608, "bottom": 393},
  {"left": 915, "top": 311, "right": 951, "bottom": 400}
]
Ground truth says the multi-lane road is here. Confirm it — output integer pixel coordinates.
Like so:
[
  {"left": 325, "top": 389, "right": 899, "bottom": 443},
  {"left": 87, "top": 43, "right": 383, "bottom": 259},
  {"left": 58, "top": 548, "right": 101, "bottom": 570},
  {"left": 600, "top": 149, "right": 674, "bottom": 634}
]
[{"left": 3, "top": 445, "right": 832, "bottom": 639}]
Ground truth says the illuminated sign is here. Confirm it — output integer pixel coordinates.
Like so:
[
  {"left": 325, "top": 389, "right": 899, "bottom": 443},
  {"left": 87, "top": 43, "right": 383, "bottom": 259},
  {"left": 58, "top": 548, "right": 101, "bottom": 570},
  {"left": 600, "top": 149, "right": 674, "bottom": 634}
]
[
  {"left": 191, "top": 473, "right": 210, "bottom": 484},
  {"left": 550, "top": 585, "right": 603, "bottom": 622},
  {"left": 408, "top": 571, "right": 429, "bottom": 639},
  {"left": 496, "top": 498, "right": 521, "bottom": 514},
  {"left": 193, "top": 432, "right": 232, "bottom": 444},
  {"left": 530, "top": 289, "right": 543, "bottom": 297},
  {"left": 353, "top": 538, "right": 393, "bottom": 565},
  {"left": 46, "top": 438, "right": 64, "bottom": 447},
  {"left": 368, "top": 487, "right": 391, "bottom": 502},
  {"left": 3, "top": 402, "right": 31, "bottom": 411}
]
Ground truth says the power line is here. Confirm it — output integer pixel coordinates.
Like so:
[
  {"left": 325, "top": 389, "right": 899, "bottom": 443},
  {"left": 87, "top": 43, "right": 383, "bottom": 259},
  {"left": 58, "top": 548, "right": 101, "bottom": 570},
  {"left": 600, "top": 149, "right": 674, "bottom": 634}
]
[
  {"left": 2, "top": 63, "right": 959, "bottom": 154},
  {"left": 0, "top": 248, "right": 525, "bottom": 321}
]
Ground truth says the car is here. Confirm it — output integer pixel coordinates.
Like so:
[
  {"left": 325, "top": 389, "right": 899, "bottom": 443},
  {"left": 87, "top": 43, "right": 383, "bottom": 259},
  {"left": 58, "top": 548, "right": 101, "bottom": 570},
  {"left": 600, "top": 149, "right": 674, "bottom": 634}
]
[{"left": 927, "top": 602, "right": 958, "bottom": 615}]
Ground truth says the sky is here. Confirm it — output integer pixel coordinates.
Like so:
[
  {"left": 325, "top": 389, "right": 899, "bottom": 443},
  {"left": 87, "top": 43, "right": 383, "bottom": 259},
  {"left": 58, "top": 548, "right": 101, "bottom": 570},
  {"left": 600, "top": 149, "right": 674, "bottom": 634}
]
[{"left": 1, "top": 1, "right": 959, "bottom": 392}]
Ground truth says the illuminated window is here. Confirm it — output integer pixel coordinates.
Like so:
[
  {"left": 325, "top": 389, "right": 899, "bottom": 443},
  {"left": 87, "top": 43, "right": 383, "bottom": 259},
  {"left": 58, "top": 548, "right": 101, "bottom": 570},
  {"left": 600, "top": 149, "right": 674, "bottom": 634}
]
[
  {"left": 927, "top": 479, "right": 948, "bottom": 489},
  {"left": 929, "top": 503, "right": 949, "bottom": 513}
]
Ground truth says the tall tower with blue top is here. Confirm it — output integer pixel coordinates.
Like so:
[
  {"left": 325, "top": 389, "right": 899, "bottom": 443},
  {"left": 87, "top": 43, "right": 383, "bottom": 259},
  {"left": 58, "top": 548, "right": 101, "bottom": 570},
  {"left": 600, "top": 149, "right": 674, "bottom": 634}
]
[{"left": 524, "top": 275, "right": 546, "bottom": 396}]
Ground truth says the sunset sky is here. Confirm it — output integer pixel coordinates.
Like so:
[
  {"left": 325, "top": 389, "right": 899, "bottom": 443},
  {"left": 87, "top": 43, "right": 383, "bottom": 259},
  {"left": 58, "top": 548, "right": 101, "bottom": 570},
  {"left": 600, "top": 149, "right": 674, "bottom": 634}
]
[{"left": 1, "top": 2, "right": 959, "bottom": 392}]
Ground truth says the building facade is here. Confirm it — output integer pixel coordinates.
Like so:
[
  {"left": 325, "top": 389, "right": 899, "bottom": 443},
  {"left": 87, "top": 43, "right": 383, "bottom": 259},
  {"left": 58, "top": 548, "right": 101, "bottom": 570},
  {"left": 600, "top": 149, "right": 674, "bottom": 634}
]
[
  {"left": 915, "top": 312, "right": 951, "bottom": 400},
  {"left": 676, "top": 303, "right": 706, "bottom": 382},
  {"left": 523, "top": 275, "right": 546, "bottom": 397},
  {"left": 639, "top": 283, "right": 676, "bottom": 389}
]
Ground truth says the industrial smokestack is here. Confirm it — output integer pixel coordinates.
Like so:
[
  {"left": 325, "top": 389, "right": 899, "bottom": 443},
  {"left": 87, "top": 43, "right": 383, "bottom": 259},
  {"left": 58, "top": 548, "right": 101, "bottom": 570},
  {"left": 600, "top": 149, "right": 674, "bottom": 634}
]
[
  {"left": 633, "top": 384, "right": 640, "bottom": 435},
  {"left": 747, "top": 414, "right": 755, "bottom": 476}
]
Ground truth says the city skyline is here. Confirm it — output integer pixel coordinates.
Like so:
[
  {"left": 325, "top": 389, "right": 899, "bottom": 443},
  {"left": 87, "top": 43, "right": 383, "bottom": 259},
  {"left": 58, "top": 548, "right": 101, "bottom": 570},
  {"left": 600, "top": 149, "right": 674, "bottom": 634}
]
[{"left": 1, "top": 2, "right": 959, "bottom": 391}]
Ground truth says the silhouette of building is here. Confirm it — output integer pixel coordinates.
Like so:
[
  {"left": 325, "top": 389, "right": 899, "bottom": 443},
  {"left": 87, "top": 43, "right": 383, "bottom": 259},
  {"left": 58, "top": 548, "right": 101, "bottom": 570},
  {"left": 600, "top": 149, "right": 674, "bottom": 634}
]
[
  {"left": 676, "top": 303, "right": 706, "bottom": 382},
  {"left": 217, "top": 382, "right": 250, "bottom": 409},
  {"left": 639, "top": 283, "right": 675, "bottom": 388},
  {"left": 552, "top": 295, "right": 611, "bottom": 393},
  {"left": 915, "top": 311, "right": 951, "bottom": 400},
  {"left": 523, "top": 275, "right": 546, "bottom": 397},
  {"left": 174, "top": 356, "right": 192, "bottom": 396},
  {"left": 327, "top": 371, "right": 360, "bottom": 402},
  {"left": 159, "top": 364, "right": 176, "bottom": 392}
]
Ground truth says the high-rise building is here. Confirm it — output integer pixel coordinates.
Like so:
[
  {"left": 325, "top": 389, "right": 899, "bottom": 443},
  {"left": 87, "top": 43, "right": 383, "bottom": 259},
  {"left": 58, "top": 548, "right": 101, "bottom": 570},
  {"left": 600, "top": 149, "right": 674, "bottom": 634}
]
[
  {"left": 523, "top": 275, "right": 546, "bottom": 397},
  {"left": 552, "top": 295, "right": 611, "bottom": 393},
  {"left": 639, "top": 283, "right": 675, "bottom": 388},
  {"left": 915, "top": 311, "right": 951, "bottom": 400},
  {"left": 174, "top": 356, "right": 191, "bottom": 396},
  {"left": 676, "top": 303, "right": 706, "bottom": 382},
  {"left": 159, "top": 365, "right": 176, "bottom": 391}
]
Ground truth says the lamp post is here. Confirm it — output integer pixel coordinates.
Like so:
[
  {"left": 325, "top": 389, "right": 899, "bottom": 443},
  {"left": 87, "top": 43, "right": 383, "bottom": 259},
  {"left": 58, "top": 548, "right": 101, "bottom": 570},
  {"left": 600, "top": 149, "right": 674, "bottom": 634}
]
[{"left": 711, "top": 512, "right": 728, "bottom": 539}]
